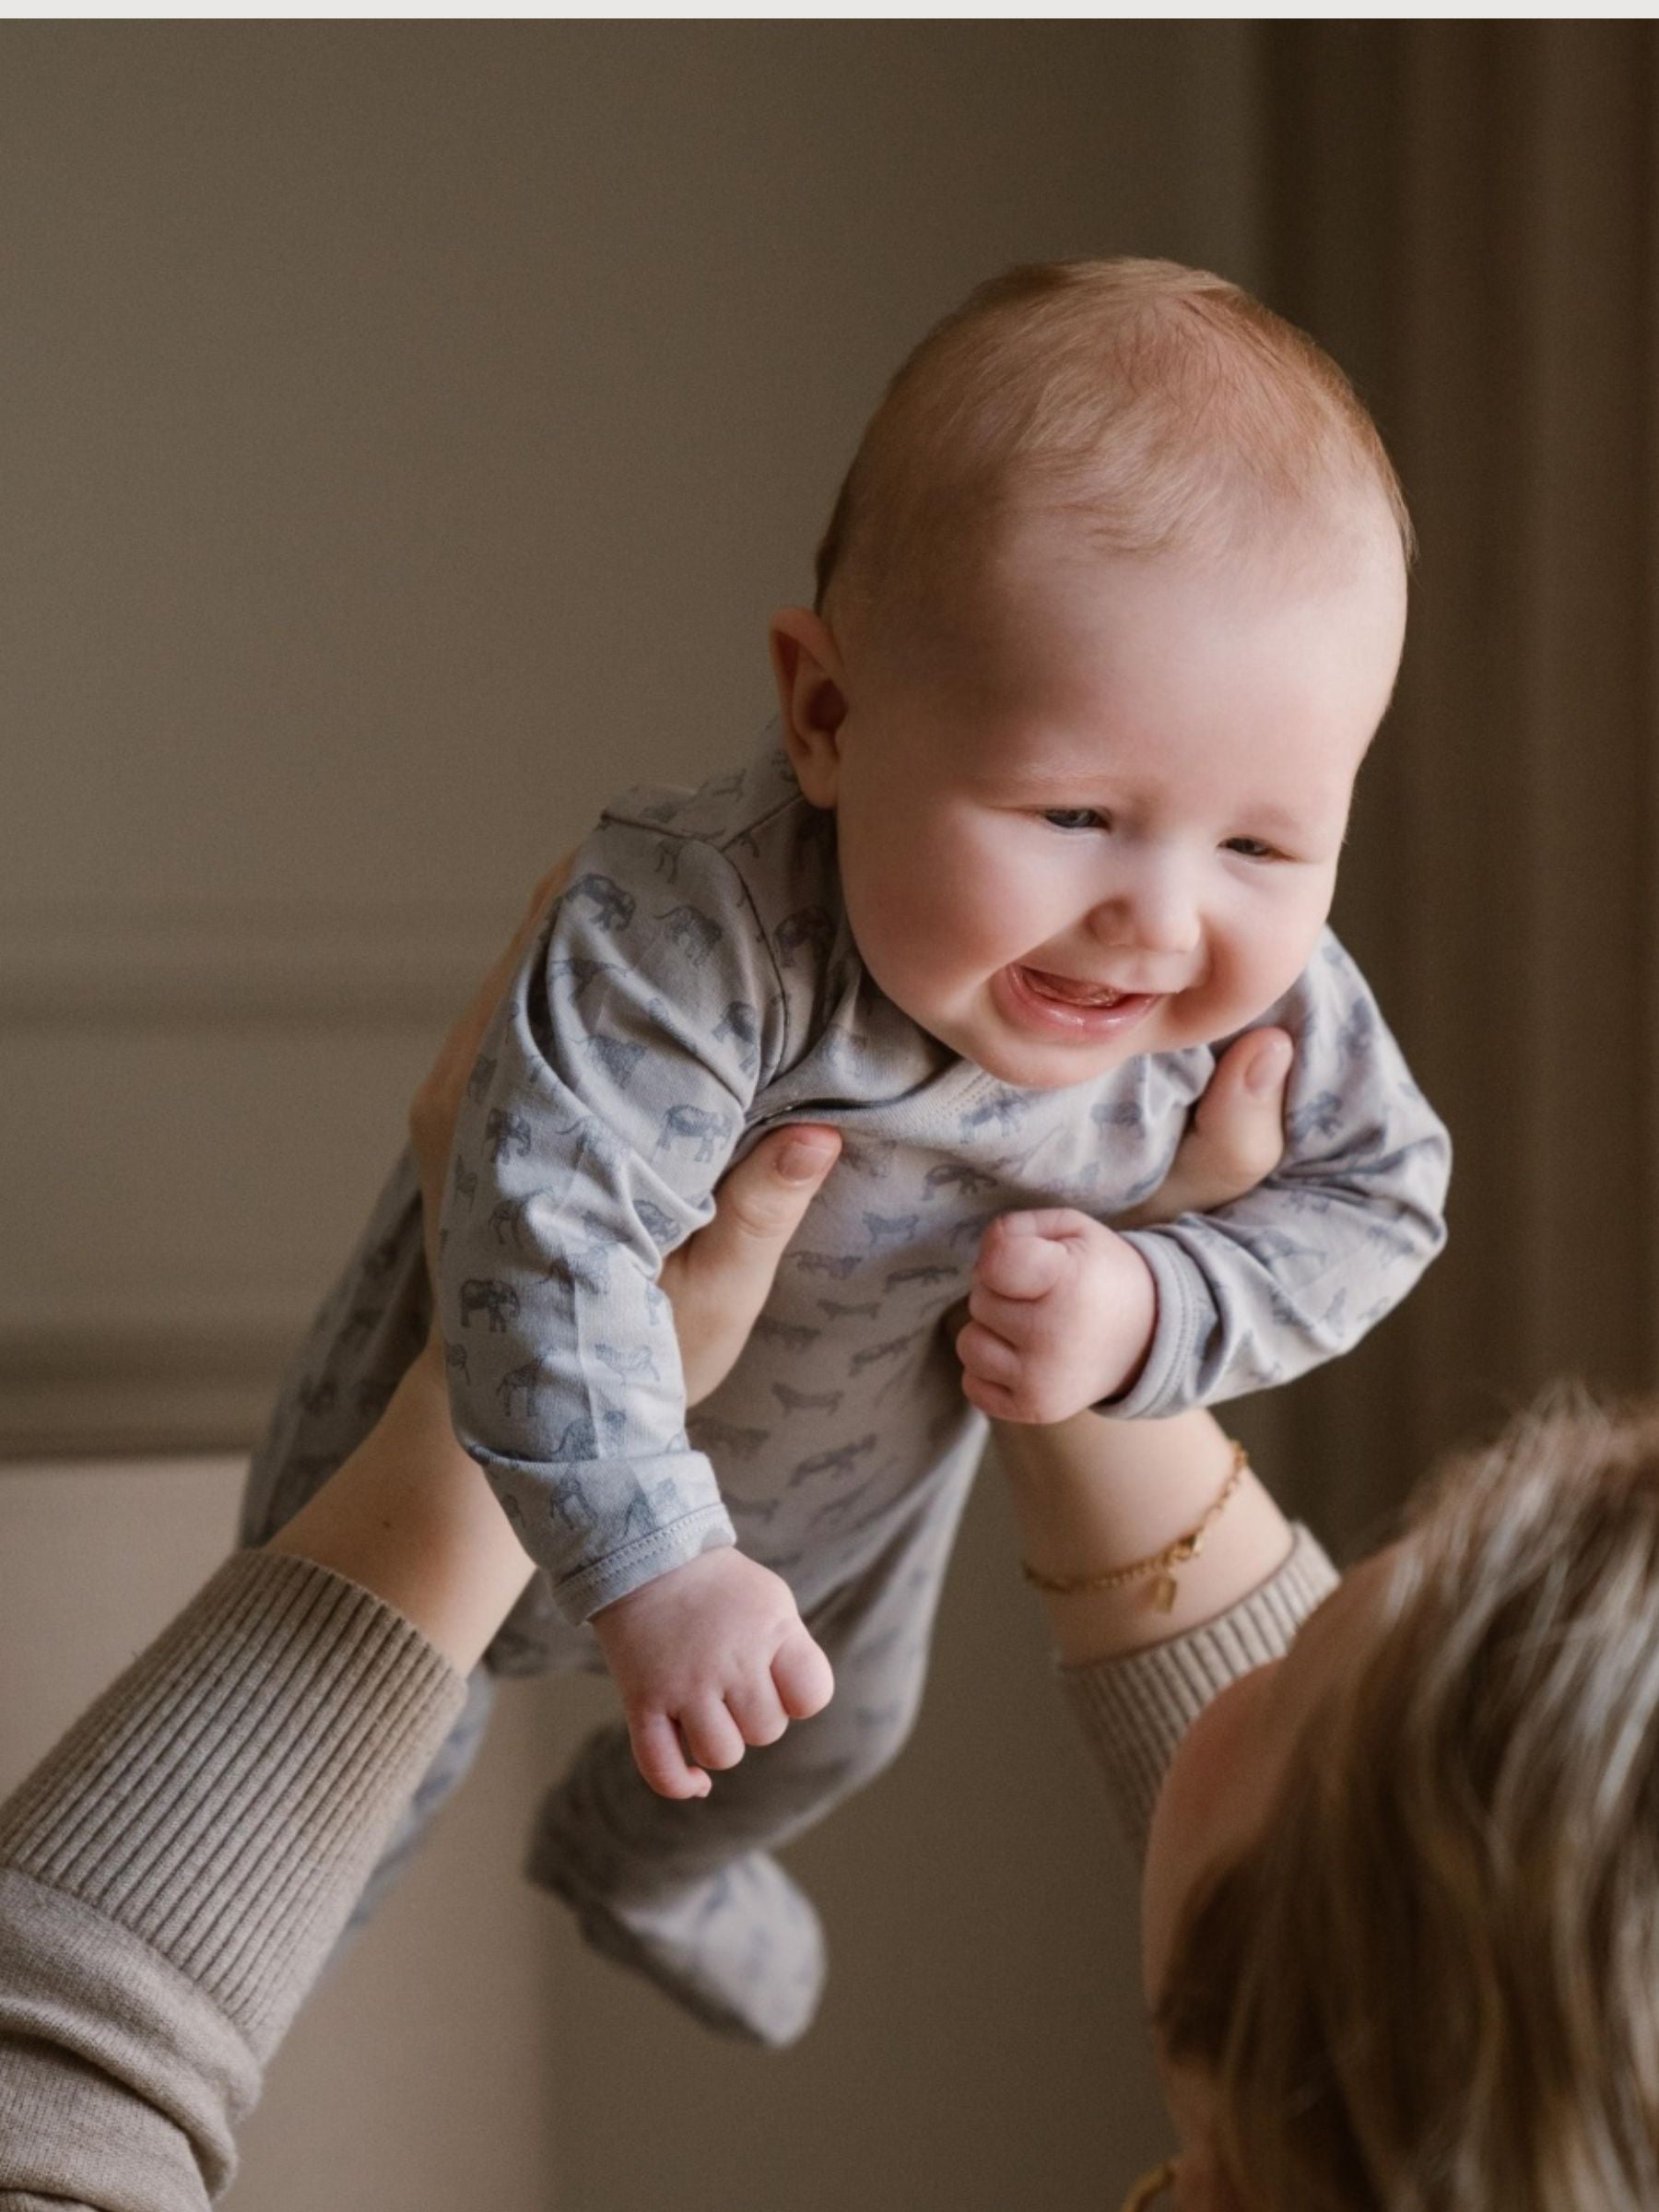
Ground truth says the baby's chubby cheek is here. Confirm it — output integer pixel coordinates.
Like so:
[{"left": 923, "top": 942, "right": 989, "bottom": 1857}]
[
  {"left": 1180, "top": 888, "right": 1342, "bottom": 1050},
  {"left": 837, "top": 857, "right": 994, "bottom": 1028}
]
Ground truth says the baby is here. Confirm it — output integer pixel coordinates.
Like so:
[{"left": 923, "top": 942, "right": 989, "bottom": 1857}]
[{"left": 244, "top": 258, "right": 1449, "bottom": 2045}]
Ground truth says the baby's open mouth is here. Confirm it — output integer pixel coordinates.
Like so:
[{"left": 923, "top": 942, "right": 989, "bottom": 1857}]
[{"left": 1019, "top": 967, "right": 1133, "bottom": 1008}]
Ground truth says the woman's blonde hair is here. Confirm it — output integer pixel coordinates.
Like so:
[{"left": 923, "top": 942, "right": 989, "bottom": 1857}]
[
  {"left": 1158, "top": 1388, "right": 1659, "bottom": 2208},
  {"left": 815, "top": 256, "right": 1413, "bottom": 648}
]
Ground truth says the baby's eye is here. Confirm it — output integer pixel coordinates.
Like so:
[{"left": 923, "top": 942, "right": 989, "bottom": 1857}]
[
  {"left": 1041, "top": 807, "right": 1106, "bottom": 832},
  {"left": 1223, "top": 836, "right": 1280, "bottom": 861}
]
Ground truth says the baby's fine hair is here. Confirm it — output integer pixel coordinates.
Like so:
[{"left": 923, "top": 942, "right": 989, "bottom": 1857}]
[
  {"left": 1159, "top": 1385, "right": 1659, "bottom": 2210},
  {"left": 815, "top": 256, "right": 1413, "bottom": 640}
]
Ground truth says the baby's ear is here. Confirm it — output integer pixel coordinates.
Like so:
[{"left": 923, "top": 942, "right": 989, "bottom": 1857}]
[{"left": 767, "top": 606, "right": 846, "bottom": 806}]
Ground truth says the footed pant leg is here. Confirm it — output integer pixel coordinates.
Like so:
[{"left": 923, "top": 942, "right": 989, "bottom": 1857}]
[
  {"left": 245, "top": 1148, "right": 535, "bottom": 1946},
  {"left": 525, "top": 1431, "right": 982, "bottom": 2041},
  {"left": 241, "top": 1144, "right": 566, "bottom": 1678},
  {"left": 240, "top": 1147, "right": 432, "bottom": 1546}
]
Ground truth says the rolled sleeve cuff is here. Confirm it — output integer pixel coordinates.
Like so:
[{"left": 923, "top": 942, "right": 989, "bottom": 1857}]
[
  {"left": 486, "top": 1448, "right": 735, "bottom": 1625},
  {"left": 559, "top": 1500, "right": 736, "bottom": 1622},
  {"left": 1097, "top": 1230, "right": 1209, "bottom": 1420}
]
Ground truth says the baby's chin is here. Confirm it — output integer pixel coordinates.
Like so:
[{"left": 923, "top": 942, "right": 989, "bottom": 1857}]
[{"left": 935, "top": 1017, "right": 1159, "bottom": 1093}]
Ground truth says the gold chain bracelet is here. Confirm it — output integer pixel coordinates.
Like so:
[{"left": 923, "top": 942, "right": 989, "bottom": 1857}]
[{"left": 1021, "top": 1438, "right": 1249, "bottom": 1615}]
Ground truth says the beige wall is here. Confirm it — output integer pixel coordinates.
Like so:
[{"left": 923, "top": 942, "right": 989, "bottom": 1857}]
[
  {"left": 1, "top": 23, "right": 1263, "bottom": 2206},
  {"left": 2, "top": 20, "right": 1261, "bottom": 1455}
]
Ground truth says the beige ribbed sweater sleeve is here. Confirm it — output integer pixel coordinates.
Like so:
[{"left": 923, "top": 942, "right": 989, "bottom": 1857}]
[
  {"left": 1057, "top": 1524, "right": 1340, "bottom": 1861},
  {"left": 0, "top": 1549, "right": 466, "bottom": 2212}
]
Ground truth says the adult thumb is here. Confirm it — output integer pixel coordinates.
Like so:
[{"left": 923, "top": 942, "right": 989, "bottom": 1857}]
[
  {"left": 672, "top": 1126, "right": 841, "bottom": 1406},
  {"left": 711, "top": 1126, "right": 841, "bottom": 1251}
]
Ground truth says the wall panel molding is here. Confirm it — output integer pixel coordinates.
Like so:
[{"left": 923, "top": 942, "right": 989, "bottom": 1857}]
[
  {"left": 0, "top": 910, "right": 505, "bottom": 1027},
  {"left": 0, "top": 1320, "right": 294, "bottom": 1460}
]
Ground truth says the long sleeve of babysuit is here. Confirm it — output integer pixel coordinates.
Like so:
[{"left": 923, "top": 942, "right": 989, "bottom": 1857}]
[
  {"left": 1106, "top": 934, "right": 1449, "bottom": 1418},
  {"left": 439, "top": 812, "right": 789, "bottom": 1623},
  {"left": 437, "top": 740, "right": 1448, "bottom": 1631},
  {"left": 0, "top": 1535, "right": 1333, "bottom": 2206}
]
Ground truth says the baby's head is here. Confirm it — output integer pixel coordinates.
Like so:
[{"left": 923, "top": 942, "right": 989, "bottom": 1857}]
[{"left": 771, "top": 258, "right": 1411, "bottom": 1088}]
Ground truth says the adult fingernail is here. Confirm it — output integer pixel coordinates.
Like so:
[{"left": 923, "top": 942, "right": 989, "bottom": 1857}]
[
  {"left": 779, "top": 1133, "right": 837, "bottom": 1182},
  {"left": 1247, "top": 1036, "right": 1292, "bottom": 1094}
]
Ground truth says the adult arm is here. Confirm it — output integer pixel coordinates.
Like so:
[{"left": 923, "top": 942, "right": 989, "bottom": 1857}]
[
  {"left": 992, "top": 1030, "right": 1342, "bottom": 1853},
  {"left": 0, "top": 866, "right": 839, "bottom": 2212}
]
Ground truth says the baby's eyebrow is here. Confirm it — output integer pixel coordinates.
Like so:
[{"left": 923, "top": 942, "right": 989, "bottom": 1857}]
[
  {"left": 1235, "top": 798, "right": 1323, "bottom": 835},
  {"left": 978, "top": 762, "right": 1118, "bottom": 793}
]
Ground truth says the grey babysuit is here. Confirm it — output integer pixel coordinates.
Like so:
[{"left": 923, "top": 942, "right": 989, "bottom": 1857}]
[{"left": 242, "top": 730, "right": 1450, "bottom": 2035}]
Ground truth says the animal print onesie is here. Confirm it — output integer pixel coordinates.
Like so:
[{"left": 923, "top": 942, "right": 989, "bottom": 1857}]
[{"left": 242, "top": 730, "right": 1449, "bottom": 2034}]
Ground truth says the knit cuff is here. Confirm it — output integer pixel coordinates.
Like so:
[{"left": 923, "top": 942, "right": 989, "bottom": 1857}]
[
  {"left": 1057, "top": 1524, "right": 1340, "bottom": 1860},
  {"left": 0, "top": 1549, "right": 466, "bottom": 2058},
  {"left": 1100, "top": 1230, "right": 1208, "bottom": 1419}
]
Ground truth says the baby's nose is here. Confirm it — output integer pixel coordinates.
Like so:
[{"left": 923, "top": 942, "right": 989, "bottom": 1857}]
[{"left": 1088, "top": 868, "right": 1201, "bottom": 959}]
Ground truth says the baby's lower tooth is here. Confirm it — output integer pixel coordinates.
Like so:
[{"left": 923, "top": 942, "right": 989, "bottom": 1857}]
[{"left": 1040, "top": 974, "right": 1118, "bottom": 1006}]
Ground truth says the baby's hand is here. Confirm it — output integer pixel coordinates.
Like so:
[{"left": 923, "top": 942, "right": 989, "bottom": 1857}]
[
  {"left": 590, "top": 1548, "right": 834, "bottom": 1801},
  {"left": 957, "top": 1210, "right": 1157, "bottom": 1424}
]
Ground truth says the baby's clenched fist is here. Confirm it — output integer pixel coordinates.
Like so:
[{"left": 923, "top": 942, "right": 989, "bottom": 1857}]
[
  {"left": 590, "top": 1547, "right": 835, "bottom": 1801},
  {"left": 957, "top": 1209, "right": 1158, "bottom": 1424}
]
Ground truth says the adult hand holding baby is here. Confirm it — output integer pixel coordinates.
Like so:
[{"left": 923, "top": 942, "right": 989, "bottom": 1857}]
[{"left": 407, "top": 853, "right": 841, "bottom": 1800}]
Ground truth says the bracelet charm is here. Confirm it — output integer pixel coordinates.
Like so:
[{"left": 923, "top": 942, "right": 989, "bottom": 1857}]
[{"left": 1020, "top": 1438, "right": 1249, "bottom": 1612}]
